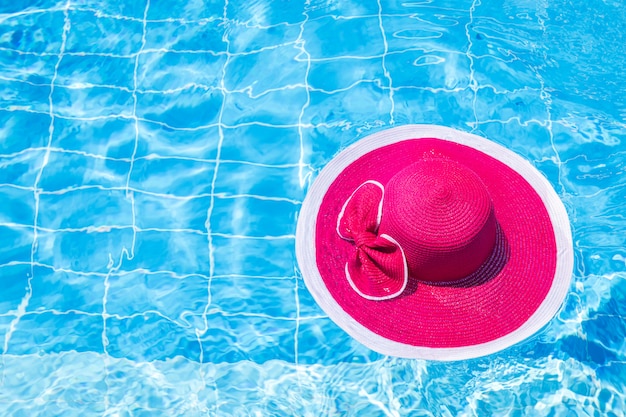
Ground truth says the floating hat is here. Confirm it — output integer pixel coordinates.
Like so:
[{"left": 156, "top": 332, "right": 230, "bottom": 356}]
[{"left": 296, "top": 125, "right": 573, "bottom": 361}]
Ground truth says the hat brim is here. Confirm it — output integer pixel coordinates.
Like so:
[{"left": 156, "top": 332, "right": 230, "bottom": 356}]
[{"left": 296, "top": 125, "right": 573, "bottom": 361}]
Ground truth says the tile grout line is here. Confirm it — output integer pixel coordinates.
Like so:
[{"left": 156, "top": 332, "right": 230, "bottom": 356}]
[
  {"left": 1, "top": 0, "right": 72, "bottom": 383},
  {"left": 195, "top": 0, "right": 234, "bottom": 412},
  {"left": 101, "top": 0, "right": 150, "bottom": 413},
  {"left": 294, "top": 0, "right": 314, "bottom": 390},
  {"left": 464, "top": 0, "right": 480, "bottom": 130},
  {"left": 535, "top": 6, "right": 565, "bottom": 197},
  {"left": 0, "top": 183, "right": 305, "bottom": 204},
  {"left": 376, "top": 0, "right": 395, "bottom": 125},
  {"left": 0, "top": 260, "right": 303, "bottom": 281}
]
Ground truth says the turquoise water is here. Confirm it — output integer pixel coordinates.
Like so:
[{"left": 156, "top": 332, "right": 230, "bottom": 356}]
[{"left": 1, "top": 0, "right": 626, "bottom": 415}]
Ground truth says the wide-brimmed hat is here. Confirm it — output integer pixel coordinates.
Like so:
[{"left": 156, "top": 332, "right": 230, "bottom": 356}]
[{"left": 296, "top": 125, "right": 573, "bottom": 361}]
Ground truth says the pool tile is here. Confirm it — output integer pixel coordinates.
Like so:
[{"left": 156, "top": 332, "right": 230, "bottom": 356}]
[
  {"left": 596, "top": 362, "right": 626, "bottom": 393},
  {"left": 0, "top": 185, "right": 36, "bottom": 225},
  {"left": 106, "top": 271, "right": 207, "bottom": 319},
  {"left": 136, "top": 86, "right": 223, "bottom": 129},
  {"left": 568, "top": 221, "right": 626, "bottom": 252},
  {"left": 52, "top": 85, "right": 134, "bottom": 119},
  {"left": 200, "top": 312, "right": 296, "bottom": 363},
  {"left": 56, "top": 54, "right": 136, "bottom": 90},
  {"left": 308, "top": 57, "right": 385, "bottom": 92},
  {"left": 5, "top": 389, "right": 106, "bottom": 416},
  {"left": 550, "top": 117, "right": 626, "bottom": 163},
  {"left": 221, "top": 87, "right": 308, "bottom": 126},
  {"left": 299, "top": 125, "right": 364, "bottom": 170},
  {"left": 0, "top": 50, "right": 59, "bottom": 84},
  {"left": 382, "top": 13, "right": 471, "bottom": 55},
  {"left": 297, "top": 317, "right": 382, "bottom": 364},
  {"left": 213, "top": 361, "right": 268, "bottom": 414},
  {"left": 303, "top": 83, "right": 392, "bottom": 127},
  {"left": 224, "top": 44, "right": 307, "bottom": 95},
  {"left": 6, "top": 311, "right": 104, "bottom": 354},
  {"left": 584, "top": 313, "right": 626, "bottom": 355},
  {"left": 103, "top": 356, "right": 208, "bottom": 413},
  {"left": 38, "top": 188, "right": 133, "bottom": 230},
  {"left": 0, "top": 352, "right": 106, "bottom": 407},
  {"left": 52, "top": 116, "right": 136, "bottom": 159},
  {"left": 134, "top": 193, "right": 211, "bottom": 231},
  {"left": 0, "top": 149, "right": 46, "bottom": 187},
  {"left": 221, "top": 125, "right": 301, "bottom": 165},
  {"left": 475, "top": 119, "right": 556, "bottom": 163},
  {"left": 28, "top": 266, "right": 104, "bottom": 314},
  {"left": 211, "top": 235, "right": 295, "bottom": 278},
  {"left": 119, "top": 230, "right": 211, "bottom": 277},
  {"left": 34, "top": 228, "right": 135, "bottom": 274},
  {"left": 227, "top": 21, "right": 302, "bottom": 54},
  {"left": 0, "top": 226, "right": 33, "bottom": 266},
  {"left": 385, "top": 49, "right": 472, "bottom": 90},
  {"left": 0, "top": 1, "right": 62, "bottom": 14},
  {"left": 472, "top": 55, "right": 542, "bottom": 91},
  {"left": 106, "top": 313, "right": 201, "bottom": 361},
  {"left": 295, "top": 277, "right": 326, "bottom": 318},
  {"left": 37, "top": 151, "right": 131, "bottom": 191},
  {"left": 0, "top": 315, "right": 14, "bottom": 353},
  {"left": 213, "top": 163, "right": 303, "bottom": 201},
  {"left": 0, "top": 110, "right": 49, "bottom": 154},
  {"left": 146, "top": 0, "right": 225, "bottom": 21},
  {"left": 210, "top": 276, "right": 297, "bottom": 318},
  {"left": 210, "top": 195, "right": 298, "bottom": 237},
  {"left": 0, "top": 110, "right": 50, "bottom": 154},
  {"left": 0, "top": 79, "right": 50, "bottom": 114},
  {"left": 303, "top": 16, "right": 384, "bottom": 59},
  {"left": 469, "top": 14, "right": 544, "bottom": 64},
  {"left": 306, "top": 0, "right": 380, "bottom": 19},
  {"left": 576, "top": 251, "right": 615, "bottom": 281},
  {"left": 144, "top": 20, "right": 227, "bottom": 53},
  {"left": 227, "top": 0, "right": 306, "bottom": 25},
  {"left": 473, "top": 83, "right": 549, "bottom": 124},
  {"left": 76, "top": 0, "right": 147, "bottom": 19},
  {"left": 129, "top": 157, "right": 216, "bottom": 197},
  {"left": 559, "top": 151, "right": 626, "bottom": 196},
  {"left": 66, "top": 10, "right": 143, "bottom": 55},
  {"left": 381, "top": 0, "right": 473, "bottom": 13},
  {"left": 0, "top": 9, "right": 66, "bottom": 54},
  {"left": 135, "top": 121, "right": 219, "bottom": 160},
  {"left": 391, "top": 87, "right": 476, "bottom": 129},
  {"left": 136, "top": 51, "right": 226, "bottom": 91},
  {"left": 0, "top": 264, "right": 31, "bottom": 314}
]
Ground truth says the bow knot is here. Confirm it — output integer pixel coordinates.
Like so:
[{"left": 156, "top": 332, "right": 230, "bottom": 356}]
[
  {"left": 354, "top": 231, "right": 376, "bottom": 249},
  {"left": 336, "top": 181, "right": 408, "bottom": 300}
]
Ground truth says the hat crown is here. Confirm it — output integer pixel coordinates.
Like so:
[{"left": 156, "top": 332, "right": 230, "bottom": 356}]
[{"left": 379, "top": 157, "right": 497, "bottom": 283}]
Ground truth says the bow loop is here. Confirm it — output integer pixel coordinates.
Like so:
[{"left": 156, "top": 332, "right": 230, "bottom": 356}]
[
  {"left": 336, "top": 181, "right": 408, "bottom": 300},
  {"left": 337, "top": 181, "right": 383, "bottom": 241}
]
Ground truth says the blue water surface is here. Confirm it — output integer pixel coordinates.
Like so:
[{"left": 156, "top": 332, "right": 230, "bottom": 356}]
[{"left": 1, "top": 0, "right": 626, "bottom": 415}]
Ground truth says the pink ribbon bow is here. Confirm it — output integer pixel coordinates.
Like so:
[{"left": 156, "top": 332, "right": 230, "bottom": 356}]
[{"left": 336, "top": 181, "right": 408, "bottom": 300}]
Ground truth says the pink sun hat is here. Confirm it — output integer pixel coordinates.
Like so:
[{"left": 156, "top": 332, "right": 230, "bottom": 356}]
[{"left": 296, "top": 125, "right": 573, "bottom": 361}]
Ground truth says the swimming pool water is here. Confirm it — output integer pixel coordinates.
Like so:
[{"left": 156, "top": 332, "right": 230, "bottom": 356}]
[{"left": 1, "top": 0, "right": 626, "bottom": 415}]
